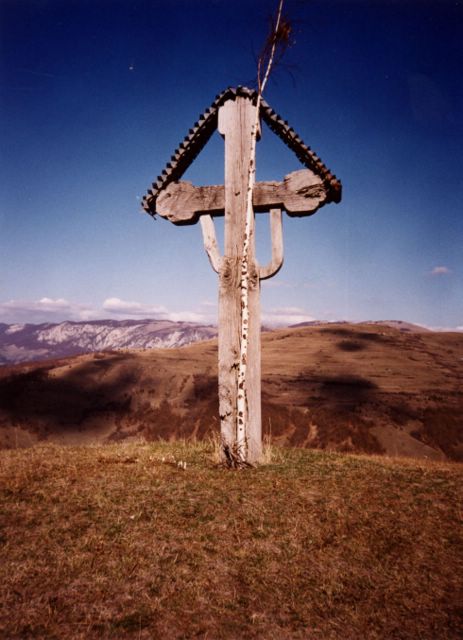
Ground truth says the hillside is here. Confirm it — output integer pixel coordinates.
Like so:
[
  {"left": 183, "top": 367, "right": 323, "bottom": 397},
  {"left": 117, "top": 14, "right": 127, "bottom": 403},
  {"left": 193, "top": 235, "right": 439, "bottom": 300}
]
[
  {"left": 0, "top": 323, "right": 462, "bottom": 460},
  {"left": 0, "top": 442, "right": 461, "bottom": 639}
]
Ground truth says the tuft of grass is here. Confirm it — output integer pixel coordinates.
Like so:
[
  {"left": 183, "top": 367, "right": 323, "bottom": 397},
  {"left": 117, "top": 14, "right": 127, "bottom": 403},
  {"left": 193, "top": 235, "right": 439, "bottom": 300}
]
[{"left": 0, "top": 441, "right": 462, "bottom": 639}]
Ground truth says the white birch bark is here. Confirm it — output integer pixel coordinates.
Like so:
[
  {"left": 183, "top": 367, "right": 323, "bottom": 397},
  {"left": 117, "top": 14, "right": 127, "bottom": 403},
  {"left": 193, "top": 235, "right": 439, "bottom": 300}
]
[{"left": 236, "top": 0, "right": 285, "bottom": 462}]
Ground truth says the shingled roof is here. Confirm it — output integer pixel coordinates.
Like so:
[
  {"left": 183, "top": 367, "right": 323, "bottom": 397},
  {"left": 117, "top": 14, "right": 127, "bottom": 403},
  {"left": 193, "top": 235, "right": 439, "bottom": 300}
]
[{"left": 142, "top": 86, "right": 342, "bottom": 216}]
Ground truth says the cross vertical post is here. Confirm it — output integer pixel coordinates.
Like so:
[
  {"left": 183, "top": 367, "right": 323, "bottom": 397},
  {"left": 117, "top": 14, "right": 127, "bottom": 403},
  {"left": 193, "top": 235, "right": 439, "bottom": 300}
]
[{"left": 217, "top": 97, "right": 262, "bottom": 463}]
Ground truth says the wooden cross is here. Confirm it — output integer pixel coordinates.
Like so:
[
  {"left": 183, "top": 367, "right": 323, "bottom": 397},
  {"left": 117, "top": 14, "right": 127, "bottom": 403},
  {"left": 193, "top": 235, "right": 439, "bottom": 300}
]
[{"left": 142, "top": 88, "right": 341, "bottom": 464}]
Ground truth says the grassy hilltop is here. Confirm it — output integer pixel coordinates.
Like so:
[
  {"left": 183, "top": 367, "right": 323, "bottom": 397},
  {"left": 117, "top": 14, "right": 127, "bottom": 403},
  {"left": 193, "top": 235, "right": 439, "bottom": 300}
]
[{"left": 1, "top": 441, "right": 462, "bottom": 639}]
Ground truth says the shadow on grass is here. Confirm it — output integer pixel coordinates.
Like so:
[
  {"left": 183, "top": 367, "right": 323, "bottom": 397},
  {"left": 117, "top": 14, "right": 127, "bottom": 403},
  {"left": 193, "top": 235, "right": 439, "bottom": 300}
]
[
  {"left": 0, "top": 355, "right": 221, "bottom": 445},
  {"left": 0, "top": 353, "right": 136, "bottom": 436},
  {"left": 319, "top": 374, "right": 378, "bottom": 401}
]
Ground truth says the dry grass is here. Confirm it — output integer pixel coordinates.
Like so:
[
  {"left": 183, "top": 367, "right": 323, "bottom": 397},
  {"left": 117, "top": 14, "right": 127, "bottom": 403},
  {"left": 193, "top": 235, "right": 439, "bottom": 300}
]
[{"left": 0, "top": 441, "right": 462, "bottom": 639}]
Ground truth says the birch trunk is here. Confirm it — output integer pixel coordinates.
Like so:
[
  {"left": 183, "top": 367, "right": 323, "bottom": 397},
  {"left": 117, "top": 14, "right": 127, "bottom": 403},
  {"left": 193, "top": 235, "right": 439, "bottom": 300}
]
[
  {"left": 217, "top": 98, "right": 262, "bottom": 464},
  {"left": 236, "top": 0, "right": 285, "bottom": 463}
]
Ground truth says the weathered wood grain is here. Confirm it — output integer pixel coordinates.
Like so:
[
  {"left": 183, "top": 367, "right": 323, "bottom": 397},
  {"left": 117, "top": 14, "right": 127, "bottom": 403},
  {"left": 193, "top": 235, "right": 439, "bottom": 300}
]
[
  {"left": 142, "top": 87, "right": 342, "bottom": 215},
  {"left": 217, "top": 97, "right": 262, "bottom": 463},
  {"left": 260, "top": 169, "right": 327, "bottom": 216},
  {"left": 157, "top": 182, "right": 224, "bottom": 225},
  {"left": 155, "top": 169, "right": 328, "bottom": 225},
  {"left": 199, "top": 215, "right": 222, "bottom": 273},
  {"left": 259, "top": 209, "right": 284, "bottom": 280}
]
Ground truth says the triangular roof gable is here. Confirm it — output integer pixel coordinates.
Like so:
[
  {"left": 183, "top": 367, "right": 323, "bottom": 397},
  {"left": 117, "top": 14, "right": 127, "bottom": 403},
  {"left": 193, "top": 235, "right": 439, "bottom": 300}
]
[{"left": 142, "top": 86, "right": 342, "bottom": 215}]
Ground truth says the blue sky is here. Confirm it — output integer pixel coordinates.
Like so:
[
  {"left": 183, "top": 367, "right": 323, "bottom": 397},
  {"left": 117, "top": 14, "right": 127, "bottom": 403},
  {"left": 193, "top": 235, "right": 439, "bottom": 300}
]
[{"left": 1, "top": 0, "right": 462, "bottom": 329}]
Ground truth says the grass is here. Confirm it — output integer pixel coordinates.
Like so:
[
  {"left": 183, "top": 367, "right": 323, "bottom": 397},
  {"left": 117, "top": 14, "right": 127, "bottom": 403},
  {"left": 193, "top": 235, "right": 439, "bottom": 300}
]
[{"left": 0, "top": 441, "right": 462, "bottom": 639}]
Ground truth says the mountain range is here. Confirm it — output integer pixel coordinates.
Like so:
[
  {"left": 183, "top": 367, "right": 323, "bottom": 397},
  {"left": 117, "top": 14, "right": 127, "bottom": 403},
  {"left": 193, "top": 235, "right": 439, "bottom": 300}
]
[
  {"left": 0, "top": 319, "right": 218, "bottom": 365},
  {"left": 0, "top": 318, "right": 433, "bottom": 366}
]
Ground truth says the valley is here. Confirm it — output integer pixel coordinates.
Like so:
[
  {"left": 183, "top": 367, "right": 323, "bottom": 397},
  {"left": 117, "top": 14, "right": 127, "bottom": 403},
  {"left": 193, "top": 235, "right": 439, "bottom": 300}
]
[{"left": 1, "top": 323, "right": 462, "bottom": 461}]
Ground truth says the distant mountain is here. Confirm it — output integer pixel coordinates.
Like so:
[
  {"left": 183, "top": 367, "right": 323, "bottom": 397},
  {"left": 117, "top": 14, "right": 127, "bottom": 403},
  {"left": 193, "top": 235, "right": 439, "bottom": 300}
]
[
  {"left": 363, "top": 320, "right": 431, "bottom": 333},
  {"left": 0, "top": 318, "right": 435, "bottom": 366},
  {"left": 292, "top": 320, "right": 430, "bottom": 333},
  {"left": 0, "top": 319, "right": 218, "bottom": 365}
]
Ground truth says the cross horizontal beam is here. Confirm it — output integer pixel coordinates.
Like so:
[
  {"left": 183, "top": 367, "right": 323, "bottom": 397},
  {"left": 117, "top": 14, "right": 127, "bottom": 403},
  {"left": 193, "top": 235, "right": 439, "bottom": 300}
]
[{"left": 155, "top": 169, "right": 329, "bottom": 225}]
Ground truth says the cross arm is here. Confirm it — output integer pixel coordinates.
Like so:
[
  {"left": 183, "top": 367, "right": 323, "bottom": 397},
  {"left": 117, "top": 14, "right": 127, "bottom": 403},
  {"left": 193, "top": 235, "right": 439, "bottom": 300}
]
[
  {"left": 259, "top": 209, "right": 283, "bottom": 280},
  {"left": 199, "top": 214, "right": 222, "bottom": 273},
  {"left": 154, "top": 169, "right": 329, "bottom": 225}
]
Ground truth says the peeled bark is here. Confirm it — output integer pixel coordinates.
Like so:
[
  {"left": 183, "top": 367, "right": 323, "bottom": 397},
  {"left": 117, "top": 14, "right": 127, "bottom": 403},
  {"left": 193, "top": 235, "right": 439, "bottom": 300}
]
[{"left": 236, "top": 0, "right": 285, "bottom": 463}]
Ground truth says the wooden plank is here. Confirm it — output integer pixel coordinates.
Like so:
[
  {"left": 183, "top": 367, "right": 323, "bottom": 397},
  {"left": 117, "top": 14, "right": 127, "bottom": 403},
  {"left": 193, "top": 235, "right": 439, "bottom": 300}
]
[
  {"left": 217, "top": 97, "right": 262, "bottom": 464},
  {"left": 156, "top": 182, "right": 224, "bottom": 224},
  {"left": 199, "top": 215, "right": 222, "bottom": 273},
  {"left": 155, "top": 169, "right": 328, "bottom": 224},
  {"left": 259, "top": 169, "right": 327, "bottom": 216},
  {"left": 259, "top": 209, "right": 284, "bottom": 280}
]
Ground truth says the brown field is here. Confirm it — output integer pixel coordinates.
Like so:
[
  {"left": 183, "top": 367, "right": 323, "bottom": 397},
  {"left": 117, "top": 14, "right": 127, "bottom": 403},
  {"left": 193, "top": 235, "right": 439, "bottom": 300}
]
[
  {"left": 0, "top": 323, "right": 462, "bottom": 461},
  {"left": 0, "top": 441, "right": 462, "bottom": 639}
]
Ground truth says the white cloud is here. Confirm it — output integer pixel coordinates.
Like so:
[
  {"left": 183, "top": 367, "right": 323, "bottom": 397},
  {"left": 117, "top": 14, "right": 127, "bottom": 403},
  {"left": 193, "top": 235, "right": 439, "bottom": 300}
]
[
  {"left": 262, "top": 306, "right": 316, "bottom": 327},
  {"left": 36, "top": 297, "right": 69, "bottom": 309},
  {"left": 102, "top": 297, "right": 216, "bottom": 323},
  {"left": 0, "top": 294, "right": 318, "bottom": 328},
  {"left": 0, "top": 298, "right": 96, "bottom": 324},
  {"left": 102, "top": 297, "right": 168, "bottom": 317},
  {"left": 428, "top": 325, "right": 463, "bottom": 333},
  {"left": 0, "top": 295, "right": 220, "bottom": 325},
  {"left": 102, "top": 299, "right": 314, "bottom": 327},
  {"left": 430, "top": 266, "right": 451, "bottom": 276},
  {"left": 166, "top": 311, "right": 212, "bottom": 323}
]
